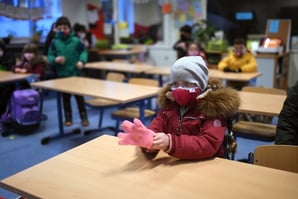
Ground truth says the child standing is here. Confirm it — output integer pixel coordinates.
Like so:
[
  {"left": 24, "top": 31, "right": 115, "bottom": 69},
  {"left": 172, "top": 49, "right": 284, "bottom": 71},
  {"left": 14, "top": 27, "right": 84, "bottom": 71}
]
[
  {"left": 47, "top": 16, "right": 89, "bottom": 127},
  {"left": 118, "top": 56, "right": 240, "bottom": 160}
]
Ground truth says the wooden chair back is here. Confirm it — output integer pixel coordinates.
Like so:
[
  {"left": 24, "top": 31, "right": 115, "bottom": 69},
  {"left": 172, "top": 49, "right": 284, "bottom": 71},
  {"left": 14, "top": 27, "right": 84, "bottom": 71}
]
[
  {"left": 253, "top": 145, "right": 298, "bottom": 173},
  {"left": 106, "top": 72, "right": 125, "bottom": 82},
  {"left": 242, "top": 86, "right": 286, "bottom": 95},
  {"left": 128, "top": 77, "right": 159, "bottom": 87}
]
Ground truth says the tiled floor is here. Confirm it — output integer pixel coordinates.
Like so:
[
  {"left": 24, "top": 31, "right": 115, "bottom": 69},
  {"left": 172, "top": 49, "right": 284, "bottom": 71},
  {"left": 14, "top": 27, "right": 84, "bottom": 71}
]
[{"left": 0, "top": 92, "right": 273, "bottom": 198}]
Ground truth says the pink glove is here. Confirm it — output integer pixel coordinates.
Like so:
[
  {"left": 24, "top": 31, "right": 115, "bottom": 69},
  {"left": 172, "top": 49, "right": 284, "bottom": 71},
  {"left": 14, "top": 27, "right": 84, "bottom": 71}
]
[{"left": 117, "top": 118, "right": 155, "bottom": 148}]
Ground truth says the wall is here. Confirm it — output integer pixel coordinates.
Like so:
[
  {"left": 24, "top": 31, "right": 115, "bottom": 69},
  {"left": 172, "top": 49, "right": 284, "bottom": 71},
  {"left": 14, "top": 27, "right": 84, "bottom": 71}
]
[
  {"left": 208, "top": 0, "right": 298, "bottom": 44},
  {"left": 60, "top": 0, "right": 101, "bottom": 28}
]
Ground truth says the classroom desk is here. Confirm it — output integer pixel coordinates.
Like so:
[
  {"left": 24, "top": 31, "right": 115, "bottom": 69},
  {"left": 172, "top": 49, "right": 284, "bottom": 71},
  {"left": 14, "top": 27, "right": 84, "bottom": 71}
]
[
  {"left": 30, "top": 77, "right": 160, "bottom": 144},
  {"left": 89, "top": 46, "right": 146, "bottom": 60},
  {"left": 85, "top": 61, "right": 154, "bottom": 74},
  {"left": 144, "top": 67, "right": 262, "bottom": 87},
  {"left": 238, "top": 91, "right": 287, "bottom": 116},
  {"left": 1, "top": 135, "right": 297, "bottom": 199},
  {"left": 0, "top": 71, "right": 32, "bottom": 83}
]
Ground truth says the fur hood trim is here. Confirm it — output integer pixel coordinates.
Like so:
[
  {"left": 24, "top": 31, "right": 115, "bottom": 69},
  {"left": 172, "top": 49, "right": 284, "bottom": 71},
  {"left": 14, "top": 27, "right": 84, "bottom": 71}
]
[{"left": 157, "top": 78, "right": 240, "bottom": 119}]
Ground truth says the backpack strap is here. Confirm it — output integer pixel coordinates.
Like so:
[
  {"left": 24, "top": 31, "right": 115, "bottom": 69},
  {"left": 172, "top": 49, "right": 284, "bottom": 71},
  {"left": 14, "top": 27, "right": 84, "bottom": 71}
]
[{"left": 0, "top": 102, "right": 11, "bottom": 124}]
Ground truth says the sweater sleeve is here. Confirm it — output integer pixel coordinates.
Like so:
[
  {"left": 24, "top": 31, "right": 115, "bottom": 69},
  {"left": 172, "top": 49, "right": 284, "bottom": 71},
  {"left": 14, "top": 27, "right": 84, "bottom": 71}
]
[
  {"left": 241, "top": 54, "right": 257, "bottom": 72},
  {"left": 218, "top": 56, "right": 230, "bottom": 71}
]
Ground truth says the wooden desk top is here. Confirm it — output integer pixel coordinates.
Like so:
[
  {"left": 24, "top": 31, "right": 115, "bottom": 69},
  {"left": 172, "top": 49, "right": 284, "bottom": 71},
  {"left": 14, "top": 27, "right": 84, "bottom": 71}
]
[
  {"left": 1, "top": 135, "right": 297, "bottom": 199},
  {"left": 89, "top": 47, "right": 145, "bottom": 56},
  {"left": 31, "top": 77, "right": 160, "bottom": 104},
  {"left": 0, "top": 71, "right": 32, "bottom": 83},
  {"left": 85, "top": 61, "right": 155, "bottom": 73},
  {"left": 238, "top": 91, "right": 286, "bottom": 116},
  {"left": 145, "top": 67, "right": 262, "bottom": 82}
]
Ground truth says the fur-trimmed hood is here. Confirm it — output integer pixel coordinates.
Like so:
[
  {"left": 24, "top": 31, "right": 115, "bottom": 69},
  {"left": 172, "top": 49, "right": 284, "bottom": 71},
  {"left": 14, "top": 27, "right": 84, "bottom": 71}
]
[{"left": 157, "top": 78, "right": 240, "bottom": 119}]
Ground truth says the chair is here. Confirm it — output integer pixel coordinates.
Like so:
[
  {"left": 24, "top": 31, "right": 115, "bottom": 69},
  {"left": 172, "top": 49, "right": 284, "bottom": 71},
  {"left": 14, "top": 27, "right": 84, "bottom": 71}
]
[
  {"left": 85, "top": 72, "right": 125, "bottom": 132},
  {"left": 111, "top": 77, "right": 159, "bottom": 130},
  {"left": 250, "top": 145, "right": 298, "bottom": 173},
  {"left": 232, "top": 86, "right": 287, "bottom": 141}
]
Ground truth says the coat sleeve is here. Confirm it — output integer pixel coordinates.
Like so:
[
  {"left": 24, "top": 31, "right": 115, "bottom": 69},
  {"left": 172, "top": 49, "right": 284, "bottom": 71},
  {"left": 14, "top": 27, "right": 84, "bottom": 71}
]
[
  {"left": 78, "top": 43, "right": 88, "bottom": 64},
  {"left": 47, "top": 40, "right": 56, "bottom": 65},
  {"left": 168, "top": 118, "right": 226, "bottom": 160},
  {"left": 275, "top": 81, "right": 298, "bottom": 145},
  {"left": 217, "top": 56, "right": 231, "bottom": 71}
]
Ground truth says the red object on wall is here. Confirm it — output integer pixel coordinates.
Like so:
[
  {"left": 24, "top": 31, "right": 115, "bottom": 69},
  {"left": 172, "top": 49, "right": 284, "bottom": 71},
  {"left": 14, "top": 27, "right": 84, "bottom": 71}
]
[
  {"left": 162, "top": 3, "right": 171, "bottom": 14},
  {"left": 87, "top": 4, "right": 105, "bottom": 40}
]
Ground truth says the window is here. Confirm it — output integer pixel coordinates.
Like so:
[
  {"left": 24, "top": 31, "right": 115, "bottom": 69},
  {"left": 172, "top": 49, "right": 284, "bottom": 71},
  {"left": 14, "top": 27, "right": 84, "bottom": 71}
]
[{"left": 0, "top": 0, "right": 62, "bottom": 42}]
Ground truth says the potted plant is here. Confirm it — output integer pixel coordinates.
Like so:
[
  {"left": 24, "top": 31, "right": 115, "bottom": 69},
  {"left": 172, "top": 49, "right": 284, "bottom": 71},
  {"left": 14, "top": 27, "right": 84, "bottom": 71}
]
[{"left": 191, "top": 19, "right": 218, "bottom": 49}]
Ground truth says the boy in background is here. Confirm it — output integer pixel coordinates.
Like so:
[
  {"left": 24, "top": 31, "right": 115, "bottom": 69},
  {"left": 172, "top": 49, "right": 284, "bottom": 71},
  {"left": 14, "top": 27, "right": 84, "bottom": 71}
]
[
  {"left": 218, "top": 38, "right": 257, "bottom": 89},
  {"left": 47, "top": 16, "right": 89, "bottom": 127}
]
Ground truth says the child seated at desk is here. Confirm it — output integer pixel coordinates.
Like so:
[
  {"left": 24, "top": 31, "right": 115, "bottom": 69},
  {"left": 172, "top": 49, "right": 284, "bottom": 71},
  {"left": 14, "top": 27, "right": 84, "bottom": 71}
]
[
  {"left": 12, "top": 43, "right": 47, "bottom": 88},
  {"left": 118, "top": 56, "right": 240, "bottom": 160},
  {"left": 217, "top": 38, "right": 257, "bottom": 89},
  {"left": 186, "top": 41, "right": 208, "bottom": 67}
]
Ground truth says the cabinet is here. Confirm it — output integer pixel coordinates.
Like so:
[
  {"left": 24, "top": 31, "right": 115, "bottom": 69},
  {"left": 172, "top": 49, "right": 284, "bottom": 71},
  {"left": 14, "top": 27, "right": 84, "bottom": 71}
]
[
  {"left": 148, "top": 46, "right": 177, "bottom": 66},
  {"left": 256, "top": 52, "right": 290, "bottom": 90}
]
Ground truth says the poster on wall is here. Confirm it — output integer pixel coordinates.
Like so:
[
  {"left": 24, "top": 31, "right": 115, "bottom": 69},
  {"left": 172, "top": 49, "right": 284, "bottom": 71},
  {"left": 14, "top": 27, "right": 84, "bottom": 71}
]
[
  {"left": 86, "top": 4, "right": 104, "bottom": 40},
  {"left": 172, "top": 0, "right": 204, "bottom": 28}
]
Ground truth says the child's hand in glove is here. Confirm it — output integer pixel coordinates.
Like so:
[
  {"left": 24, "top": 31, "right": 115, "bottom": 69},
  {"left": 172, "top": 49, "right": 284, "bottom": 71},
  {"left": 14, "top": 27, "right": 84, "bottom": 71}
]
[{"left": 117, "top": 118, "right": 155, "bottom": 148}]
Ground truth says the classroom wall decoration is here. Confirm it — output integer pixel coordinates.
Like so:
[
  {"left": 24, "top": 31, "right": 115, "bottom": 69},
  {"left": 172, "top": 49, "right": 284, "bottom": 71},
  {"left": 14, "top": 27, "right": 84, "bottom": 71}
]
[{"left": 172, "top": 0, "right": 205, "bottom": 28}]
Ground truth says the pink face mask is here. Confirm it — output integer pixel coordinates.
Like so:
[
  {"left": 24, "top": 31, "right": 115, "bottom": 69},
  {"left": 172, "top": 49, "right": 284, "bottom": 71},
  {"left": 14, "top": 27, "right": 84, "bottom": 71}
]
[
  {"left": 172, "top": 87, "right": 200, "bottom": 106},
  {"left": 24, "top": 53, "right": 34, "bottom": 61},
  {"left": 188, "top": 50, "right": 199, "bottom": 56}
]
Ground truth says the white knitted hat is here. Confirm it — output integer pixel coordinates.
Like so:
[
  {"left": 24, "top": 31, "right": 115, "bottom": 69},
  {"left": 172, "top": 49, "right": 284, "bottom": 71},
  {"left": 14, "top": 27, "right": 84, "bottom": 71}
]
[{"left": 170, "top": 56, "right": 208, "bottom": 90}]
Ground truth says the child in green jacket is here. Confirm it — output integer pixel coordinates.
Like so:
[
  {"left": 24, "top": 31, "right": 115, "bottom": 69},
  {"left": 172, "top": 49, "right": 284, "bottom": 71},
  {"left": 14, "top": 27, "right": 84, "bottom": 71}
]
[{"left": 48, "top": 16, "right": 89, "bottom": 127}]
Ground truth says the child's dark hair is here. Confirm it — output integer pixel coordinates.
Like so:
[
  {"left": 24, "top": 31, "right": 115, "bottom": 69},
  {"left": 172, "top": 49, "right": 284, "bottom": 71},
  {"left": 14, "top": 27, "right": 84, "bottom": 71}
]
[
  {"left": 234, "top": 38, "right": 246, "bottom": 45},
  {"left": 23, "top": 43, "right": 40, "bottom": 56},
  {"left": 56, "top": 16, "right": 71, "bottom": 28},
  {"left": 73, "top": 23, "right": 87, "bottom": 33},
  {"left": 180, "top": 25, "right": 192, "bottom": 34}
]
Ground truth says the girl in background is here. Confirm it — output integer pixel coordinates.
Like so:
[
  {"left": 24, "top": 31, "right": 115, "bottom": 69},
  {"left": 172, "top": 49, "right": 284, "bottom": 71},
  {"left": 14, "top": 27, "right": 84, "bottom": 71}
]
[
  {"left": 186, "top": 41, "right": 208, "bottom": 67},
  {"left": 12, "top": 43, "right": 47, "bottom": 88}
]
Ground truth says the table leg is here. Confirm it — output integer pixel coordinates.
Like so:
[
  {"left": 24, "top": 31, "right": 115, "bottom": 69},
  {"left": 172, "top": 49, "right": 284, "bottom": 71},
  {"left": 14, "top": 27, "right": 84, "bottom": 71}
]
[
  {"left": 158, "top": 75, "right": 163, "bottom": 87},
  {"left": 139, "top": 100, "right": 145, "bottom": 123}
]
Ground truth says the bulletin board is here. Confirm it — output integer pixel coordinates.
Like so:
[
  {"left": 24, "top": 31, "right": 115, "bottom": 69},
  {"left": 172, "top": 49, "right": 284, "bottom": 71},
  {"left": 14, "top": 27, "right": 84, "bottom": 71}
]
[
  {"left": 172, "top": 0, "right": 206, "bottom": 28},
  {"left": 265, "top": 19, "right": 292, "bottom": 52}
]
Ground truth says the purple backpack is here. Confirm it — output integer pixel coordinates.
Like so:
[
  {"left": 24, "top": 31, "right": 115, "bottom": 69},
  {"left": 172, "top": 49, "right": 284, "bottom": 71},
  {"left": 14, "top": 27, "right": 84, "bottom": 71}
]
[{"left": 1, "top": 89, "right": 40, "bottom": 126}]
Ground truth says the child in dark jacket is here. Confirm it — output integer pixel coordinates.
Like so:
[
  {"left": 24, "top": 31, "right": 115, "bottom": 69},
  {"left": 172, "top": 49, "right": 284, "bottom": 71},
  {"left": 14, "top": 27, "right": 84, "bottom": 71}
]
[
  {"left": 0, "top": 40, "right": 16, "bottom": 116},
  {"left": 47, "top": 16, "right": 89, "bottom": 127},
  {"left": 117, "top": 56, "right": 240, "bottom": 160}
]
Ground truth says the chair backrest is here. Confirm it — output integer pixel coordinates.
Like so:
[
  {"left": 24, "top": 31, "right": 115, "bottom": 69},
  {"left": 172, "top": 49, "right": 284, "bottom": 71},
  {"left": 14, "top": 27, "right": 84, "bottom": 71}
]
[
  {"left": 106, "top": 72, "right": 125, "bottom": 82},
  {"left": 253, "top": 145, "right": 298, "bottom": 173},
  {"left": 128, "top": 77, "right": 159, "bottom": 87},
  {"left": 242, "top": 86, "right": 286, "bottom": 95}
]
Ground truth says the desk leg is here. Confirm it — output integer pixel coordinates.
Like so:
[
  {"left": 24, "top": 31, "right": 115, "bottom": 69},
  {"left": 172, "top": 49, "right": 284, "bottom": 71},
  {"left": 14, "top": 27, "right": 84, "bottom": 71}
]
[
  {"left": 158, "top": 75, "right": 163, "bottom": 87},
  {"left": 139, "top": 100, "right": 145, "bottom": 123},
  {"left": 41, "top": 92, "right": 80, "bottom": 145}
]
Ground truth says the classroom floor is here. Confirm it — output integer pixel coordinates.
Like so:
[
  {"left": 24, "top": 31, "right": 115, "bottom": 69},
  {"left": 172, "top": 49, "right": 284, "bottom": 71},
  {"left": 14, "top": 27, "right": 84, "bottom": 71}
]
[{"left": 0, "top": 91, "right": 274, "bottom": 199}]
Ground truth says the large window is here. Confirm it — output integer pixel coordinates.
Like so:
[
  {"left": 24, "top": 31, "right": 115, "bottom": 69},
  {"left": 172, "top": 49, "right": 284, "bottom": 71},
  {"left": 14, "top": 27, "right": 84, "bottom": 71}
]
[{"left": 0, "top": 0, "right": 62, "bottom": 42}]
